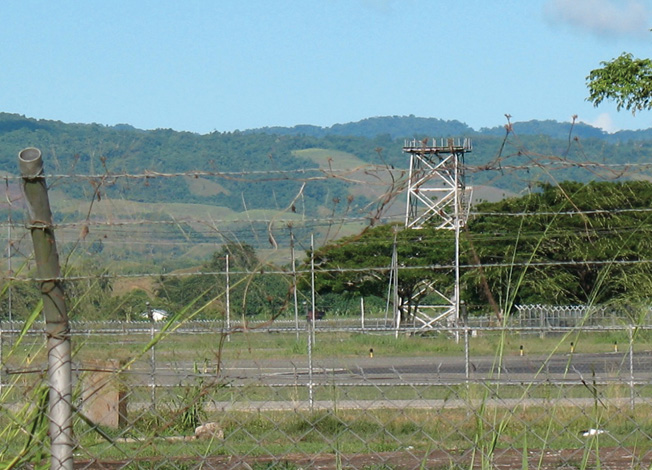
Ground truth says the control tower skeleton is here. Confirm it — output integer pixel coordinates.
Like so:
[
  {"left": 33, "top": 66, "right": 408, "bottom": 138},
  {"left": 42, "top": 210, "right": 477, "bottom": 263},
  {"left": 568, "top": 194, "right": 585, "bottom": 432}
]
[{"left": 400, "top": 137, "right": 472, "bottom": 331}]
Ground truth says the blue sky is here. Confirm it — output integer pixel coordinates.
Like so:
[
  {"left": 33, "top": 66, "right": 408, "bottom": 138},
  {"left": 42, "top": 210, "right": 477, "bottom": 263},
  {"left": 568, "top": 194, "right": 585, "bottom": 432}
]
[{"left": 1, "top": 0, "right": 651, "bottom": 134}]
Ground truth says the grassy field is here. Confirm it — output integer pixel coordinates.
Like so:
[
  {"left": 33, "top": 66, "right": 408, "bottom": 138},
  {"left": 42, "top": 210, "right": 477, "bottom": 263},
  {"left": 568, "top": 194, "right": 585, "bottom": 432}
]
[
  {"left": 3, "top": 323, "right": 652, "bottom": 468},
  {"left": 3, "top": 323, "right": 647, "bottom": 365},
  {"left": 69, "top": 403, "right": 652, "bottom": 456}
]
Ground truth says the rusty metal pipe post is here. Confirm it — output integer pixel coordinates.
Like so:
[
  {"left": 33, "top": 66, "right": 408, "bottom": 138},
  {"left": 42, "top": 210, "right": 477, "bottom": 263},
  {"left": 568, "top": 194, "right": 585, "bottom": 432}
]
[{"left": 19, "top": 147, "right": 73, "bottom": 470}]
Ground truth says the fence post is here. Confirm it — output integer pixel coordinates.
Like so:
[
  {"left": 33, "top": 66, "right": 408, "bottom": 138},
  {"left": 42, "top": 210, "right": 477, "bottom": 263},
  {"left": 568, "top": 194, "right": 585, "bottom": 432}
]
[
  {"left": 19, "top": 148, "right": 73, "bottom": 470},
  {"left": 290, "top": 230, "right": 299, "bottom": 341},
  {"left": 146, "top": 301, "right": 156, "bottom": 411},
  {"left": 225, "top": 254, "right": 231, "bottom": 342},
  {"left": 464, "top": 322, "right": 470, "bottom": 381},
  {"left": 305, "top": 301, "right": 314, "bottom": 411},
  {"left": 0, "top": 324, "right": 3, "bottom": 397},
  {"left": 310, "top": 234, "right": 316, "bottom": 346},
  {"left": 628, "top": 325, "right": 635, "bottom": 410}
]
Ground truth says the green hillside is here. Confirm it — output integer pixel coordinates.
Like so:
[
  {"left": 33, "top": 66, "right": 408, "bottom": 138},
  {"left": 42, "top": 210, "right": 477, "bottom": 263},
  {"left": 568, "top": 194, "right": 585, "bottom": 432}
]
[{"left": 0, "top": 112, "right": 650, "bottom": 267}]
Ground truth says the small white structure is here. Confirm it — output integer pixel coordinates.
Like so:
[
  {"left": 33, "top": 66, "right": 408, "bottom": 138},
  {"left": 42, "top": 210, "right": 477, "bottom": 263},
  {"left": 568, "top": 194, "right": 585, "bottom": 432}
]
[{"left": 141, "top": 309, "right": 169, "bottom": 322}]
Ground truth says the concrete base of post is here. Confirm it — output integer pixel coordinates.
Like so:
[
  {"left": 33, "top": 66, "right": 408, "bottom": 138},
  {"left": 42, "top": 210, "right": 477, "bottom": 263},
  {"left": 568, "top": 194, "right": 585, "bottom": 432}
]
[{"left": 81, "top": 359, "right": 128, "bottom": 429}]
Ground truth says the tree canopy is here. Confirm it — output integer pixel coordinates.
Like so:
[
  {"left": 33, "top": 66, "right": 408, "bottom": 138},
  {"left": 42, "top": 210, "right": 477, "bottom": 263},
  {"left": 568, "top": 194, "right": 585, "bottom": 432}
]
[
  {"left": 156, "top": 243, "right": 292, "bottom": 320},
  {"left": 307, "top": 181, "right": 652, "bottom": 318},
  {"left": 587, "top": 52, "right": 652, "bottom": 114},
  {"left": 468, "top": 181, "right": 652, "bottom": 310},
  {"left": 305, "top": 223, "right": 457, "bottom": 322}
]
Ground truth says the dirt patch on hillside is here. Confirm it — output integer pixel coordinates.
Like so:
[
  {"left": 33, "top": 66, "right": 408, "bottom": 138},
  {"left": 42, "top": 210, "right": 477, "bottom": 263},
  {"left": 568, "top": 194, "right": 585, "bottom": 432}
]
[
  {"left": 185, "top": 175, "right": 230, "bottom": 197},
  {"left": 111, "top": 276, "right": 156, "bottom": 297}
]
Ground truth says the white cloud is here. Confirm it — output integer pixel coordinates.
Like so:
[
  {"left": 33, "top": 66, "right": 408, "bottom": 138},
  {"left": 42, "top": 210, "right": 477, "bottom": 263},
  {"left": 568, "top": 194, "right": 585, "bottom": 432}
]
[
  {"left": 544, "top": 0, "right": 651, "bottom": 38},
  {"left": 582, "top": 113, "right": 618, "bottom": 132}
]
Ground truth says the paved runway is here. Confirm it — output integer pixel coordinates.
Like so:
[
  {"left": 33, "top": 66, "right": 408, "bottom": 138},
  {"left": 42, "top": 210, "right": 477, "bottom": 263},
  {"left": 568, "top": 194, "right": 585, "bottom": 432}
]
[
  {"left": 214, "top": 351, "right": 648, "bottom": 384},
  {"left": 131, "top": 350, "right": 652, "bottom": 386}
]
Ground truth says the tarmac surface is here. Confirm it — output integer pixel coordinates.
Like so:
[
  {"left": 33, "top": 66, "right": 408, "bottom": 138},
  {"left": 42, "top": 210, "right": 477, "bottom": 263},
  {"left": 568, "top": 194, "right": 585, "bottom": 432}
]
[{"left": 182, "top": 350, "right": 650, "bottom": 386}]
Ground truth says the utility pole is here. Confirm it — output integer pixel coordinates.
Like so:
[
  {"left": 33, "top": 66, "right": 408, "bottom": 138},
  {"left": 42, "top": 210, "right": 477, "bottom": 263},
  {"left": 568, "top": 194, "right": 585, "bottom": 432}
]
[
  {"left": 6, "top": 185, "right": 12, "bottom": 325},
  {"left": 146, "top": 301, "right": 156, "bottom": 411},
  {"left": 290, "top": 229, "right": 300, "bottom": 341},
  {"left": 310, "top": 234, "right": 316, "bottom": 346},
  {"left": 225, "top": 254, "right": 230, "bottom": 341}
]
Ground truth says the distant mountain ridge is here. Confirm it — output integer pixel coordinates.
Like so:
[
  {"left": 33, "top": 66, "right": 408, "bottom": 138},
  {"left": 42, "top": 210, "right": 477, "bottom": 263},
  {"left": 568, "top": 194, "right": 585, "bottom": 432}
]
[
  {"left": 246, "top": 115, "right": 652, "bottom": 142},
  {"left": 244, "top": 115, "right": 474, "bottom": 139},
  {"left": 2, "top": 111, "right": 651, "bottom": 142}
]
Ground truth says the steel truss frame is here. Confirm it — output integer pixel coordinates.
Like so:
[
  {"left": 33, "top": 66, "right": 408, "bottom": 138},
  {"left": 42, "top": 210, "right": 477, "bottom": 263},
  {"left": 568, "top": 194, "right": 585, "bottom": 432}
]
[{"left": 398, "top": 138, "right": 472, "bottom": 332}]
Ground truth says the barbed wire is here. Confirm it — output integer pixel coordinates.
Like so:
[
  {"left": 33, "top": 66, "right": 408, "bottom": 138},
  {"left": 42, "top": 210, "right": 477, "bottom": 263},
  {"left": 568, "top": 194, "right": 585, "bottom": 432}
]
[
  {"left": 1, "top": 256, "right": 651, "bottom": 284},
  {"left": 0, "top": 166, "right": 402, "bottom": 183},
  {"left": 2, "top": 205, "right": 652, "bottom": 231},
  {"left": 0, "top": 155, "right": 648, "bottom": 184},
  {"left": 1, "top": 128, "right": 652, "bottom": 289},
  {"left": 0, "top": 214, "right": 401, "bottom": 230}
]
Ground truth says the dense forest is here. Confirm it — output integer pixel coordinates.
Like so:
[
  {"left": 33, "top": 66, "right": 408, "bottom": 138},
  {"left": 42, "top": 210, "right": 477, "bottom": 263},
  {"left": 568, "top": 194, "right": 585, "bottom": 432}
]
[{"left": 1, "top": 112, "right": 652, "bottom": 214}]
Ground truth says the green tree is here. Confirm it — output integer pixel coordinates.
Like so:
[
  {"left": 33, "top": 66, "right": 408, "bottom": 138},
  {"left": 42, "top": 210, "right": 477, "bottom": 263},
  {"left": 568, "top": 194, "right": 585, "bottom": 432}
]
[
  {"left": 63, "top": 259, "right": 114, "bottom": 320},
  {"left": 306, "top": 224, "right": 456, "bottom": 322},
  {"left": 467, "top": 181, "right": 652, "bottom": 309},
  {"left": 103, "top": 289, "right": 153, "bottom": 321},
  {"left": 307, "top": 181, "right": 652, "bottom": 321},
  {"left": 157, "top": 243, "right": 292, "bottom": 319},
  {"left": 587, "top": 52, "right": 652, "bottom": 113},
  {"left": 0, "top": 281, "right": 40, "bottom": 321}
]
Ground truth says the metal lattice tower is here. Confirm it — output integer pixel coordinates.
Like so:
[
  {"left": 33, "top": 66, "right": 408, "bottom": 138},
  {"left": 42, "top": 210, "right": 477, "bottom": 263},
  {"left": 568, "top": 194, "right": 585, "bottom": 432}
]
[{"left": 400, "top": 137, "right": 472, "bottom": 332}]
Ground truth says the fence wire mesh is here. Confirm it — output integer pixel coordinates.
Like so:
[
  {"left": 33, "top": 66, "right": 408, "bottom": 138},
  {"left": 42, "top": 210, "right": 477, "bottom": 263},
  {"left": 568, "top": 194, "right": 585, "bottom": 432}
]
[
  {"left": 3, "top": 319, "right": 652, "bottom": 470},
  {"left": 2, "top": 128, "right": 652, "bottom": 469}
]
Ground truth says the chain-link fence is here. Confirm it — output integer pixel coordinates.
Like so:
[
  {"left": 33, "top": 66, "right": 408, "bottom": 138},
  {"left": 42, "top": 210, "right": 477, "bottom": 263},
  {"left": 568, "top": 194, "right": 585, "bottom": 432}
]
[
  {"left": 3, "top": 133, "right": 652, "bottom": 470},
  {"left": 3, "top": 319, "right": 652, "bottom": 469}
]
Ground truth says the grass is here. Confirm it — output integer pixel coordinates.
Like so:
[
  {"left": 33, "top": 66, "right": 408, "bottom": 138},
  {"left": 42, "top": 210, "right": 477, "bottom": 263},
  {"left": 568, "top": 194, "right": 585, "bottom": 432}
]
[
  {"left": 2, "top": 325, "right": 648, "bottom": 370},
  {"left": 135, "top": 380, "right": 651, "bottom": 404},
  {"left": 3, "top": 323, "right": 652, "bottom": 467},
  {"left": 58, "top": 403, "right": 652, "bottom": 462},
  {"left": 65, "top": 328, "right": 652, "bottom": 361}
]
